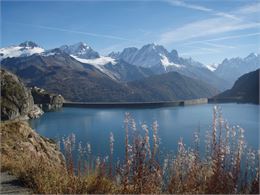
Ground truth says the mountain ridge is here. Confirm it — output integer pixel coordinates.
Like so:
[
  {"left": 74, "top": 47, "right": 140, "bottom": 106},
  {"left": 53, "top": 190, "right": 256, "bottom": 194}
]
[
  {"left": 1, "top": 49, "right": 219, "bottom": 102},
  {"left": 212, "top": 69, "right": 259, "bottom": 104},
  {"left": 1, "top": 41, "right": 259, "bottom": 92},
  {"left": 214, "top": 53, "right": 260, "bottom": 87}
]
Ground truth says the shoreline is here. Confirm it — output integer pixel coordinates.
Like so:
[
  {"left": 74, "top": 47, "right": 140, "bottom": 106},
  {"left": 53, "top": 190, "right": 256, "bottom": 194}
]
[{"left": 63, "top": 98, "right": 208, "bottom": 108}]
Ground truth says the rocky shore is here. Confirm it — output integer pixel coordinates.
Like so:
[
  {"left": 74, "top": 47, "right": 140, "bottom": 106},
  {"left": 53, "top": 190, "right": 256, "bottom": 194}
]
[
  {"left": 1, "top": 120, "right": 65, "bottom": 168},
  {"left": 1, "top": 69, "right": 64, "bottom": 121},
  {"left": 31, "top": 86, "right": 64, "bottom": 112},
  {"left": 1, "top": 69, "right": 66, "bottom": 193}
]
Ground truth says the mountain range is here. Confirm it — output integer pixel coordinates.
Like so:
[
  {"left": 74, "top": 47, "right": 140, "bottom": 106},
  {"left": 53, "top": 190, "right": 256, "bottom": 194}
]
[
  {"left": 0, "top": 41, "right": 259, "bottom": 102},
  {"left": 214, "top": 53, "right": 260, "bottom": 86}
]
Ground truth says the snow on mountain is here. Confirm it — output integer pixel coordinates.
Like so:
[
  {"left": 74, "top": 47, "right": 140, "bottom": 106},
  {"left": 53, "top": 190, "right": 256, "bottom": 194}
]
[
  {"left": 0, "top": 41, "right": 44, "bottom": 60},
  {"left": 60, "top": 42, "right": 100, "bottom": 59},
  {"left": 205, "top": 63, "right": 219, "bottom": 71},
  {"left": 70, "top": 55, "right": 118, "bottom": 80},
  {"left": 112, "top": 43, "right": 204, "bottom": 71},
  {"left": 131, "top": 43, "right": 170, "bottom": 68},
  {"left": 160, "top": 54, "right": 183, "bottom": 69},
  {"left": 112, "top": 43, "right": 227, "bottom": 90},
  {"left": 71, "top": 55, "right": 116, "bottom": 66}
]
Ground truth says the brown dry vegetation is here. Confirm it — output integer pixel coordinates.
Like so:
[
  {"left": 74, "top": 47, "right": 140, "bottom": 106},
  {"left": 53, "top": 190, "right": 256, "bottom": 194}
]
[{"left": 1, "top": 106, "right": 259, "bottom": 194}]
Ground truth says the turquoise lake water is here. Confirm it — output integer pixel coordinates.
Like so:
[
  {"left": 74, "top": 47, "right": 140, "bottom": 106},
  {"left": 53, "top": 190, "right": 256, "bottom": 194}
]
[{"left": 29, "top": 103, "right": 259, "bottom": 160}]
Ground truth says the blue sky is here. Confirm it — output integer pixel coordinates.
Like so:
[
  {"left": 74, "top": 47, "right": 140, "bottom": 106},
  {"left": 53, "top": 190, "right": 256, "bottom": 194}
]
[{"left": 1, "top": 0, "right": 260, "bottom": 64}]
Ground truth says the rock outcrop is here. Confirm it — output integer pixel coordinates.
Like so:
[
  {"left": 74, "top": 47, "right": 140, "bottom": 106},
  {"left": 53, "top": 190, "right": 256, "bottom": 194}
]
[
  {"left": 1, "top": 69, "right": 43, "bottom": 120},
  {"left": 1, "top": 121, "right": 65, "bottom": 167},
  {"left": 31, "top": 87, "right": 64, "bottom": 111}
]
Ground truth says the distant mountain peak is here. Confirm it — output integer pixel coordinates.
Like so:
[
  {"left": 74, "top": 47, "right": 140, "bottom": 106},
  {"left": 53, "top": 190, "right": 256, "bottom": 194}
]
[
  {"left": 245, "top": 52, "right": 259, "bottom": 60},
  {"left": 215, "top": 53, "right": 260, "bottom": 86},
  {"left": 108, "top": 51, "right": 120, "bottom": 58},
  {"left": 142, "top": 43, "right": 165, "bottom": 50},
  {"left": 113, "top": 43, "right": 206, "bottom": 71},
  {"left": 144, "top": 43, "right": 156, "bottom": 48},
  {"left": 59, "top": 42, "right": 99, "bottom": 59},
  {"left": 72, "top": 42, "right": 90, "bottom": 49},
  {"left": 19, "top": 41, "right": 39, "bottom": 48}
]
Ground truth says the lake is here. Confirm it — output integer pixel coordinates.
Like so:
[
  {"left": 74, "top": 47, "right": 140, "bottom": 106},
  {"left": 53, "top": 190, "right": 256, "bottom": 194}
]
[{"left": 29, "top": 103, "right": 259, "bottom": 160}]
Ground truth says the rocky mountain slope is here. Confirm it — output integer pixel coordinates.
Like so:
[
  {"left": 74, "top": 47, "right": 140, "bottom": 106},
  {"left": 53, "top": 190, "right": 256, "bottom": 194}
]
[
  {"left": 212, "top": 69, "right": 259, "bottom": 104},
  {"left": 60, "top": 42, "right": 100, "bottom": 59},
  {"left": 1, "top": 41, "right": 258, "bottom": 91},
  {"left": 0, "top": 52, "right": 135, "bottom": 102},
  {"left": 111, "top": 43, "right": 227, "bottom": 90},
  {"left": 5, "top": 41, "right": 259, "bottom": 102},
  {"left": 1, "top": 50, "right": 218, "bottom": 102},
  {"left": 129, "top": 71, "right": 218, "bottom": 101}
]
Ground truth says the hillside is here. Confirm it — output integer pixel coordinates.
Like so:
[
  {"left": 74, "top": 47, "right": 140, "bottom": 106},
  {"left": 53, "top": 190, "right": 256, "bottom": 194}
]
[
  {"left": 212, "top": 69, "right": 259, "bottom": 104},
  {"left": 129, "top": 71, "right": 219, "bottom": 101},
  {"left": 0, "top": 51, "right": 134, "bottom": 102}
]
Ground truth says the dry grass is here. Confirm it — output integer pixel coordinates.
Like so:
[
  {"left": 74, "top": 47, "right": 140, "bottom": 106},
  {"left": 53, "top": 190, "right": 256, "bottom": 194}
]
[{"left": 1, "top": 106, "right": 259, "bottom": 194}]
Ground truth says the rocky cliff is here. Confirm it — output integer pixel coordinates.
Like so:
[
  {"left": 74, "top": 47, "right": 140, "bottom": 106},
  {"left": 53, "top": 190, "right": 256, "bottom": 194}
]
[
  {"left": 31, "top": 87, "right": 64, "bottom": 111},
  {"left": 1, "top": 69, "right": 43, "bottom": 120}
]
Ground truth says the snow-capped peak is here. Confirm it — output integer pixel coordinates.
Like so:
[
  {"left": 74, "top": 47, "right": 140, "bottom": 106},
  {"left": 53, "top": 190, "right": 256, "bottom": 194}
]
[
  {"left": 60, "top": 42, "right": 100, "bottom": 59},
  {"left": 245, "top": 52, "right": 259, "bottom": 61},
  {"left": 0, "top": 41, "right": 44, "bottom": 60}
]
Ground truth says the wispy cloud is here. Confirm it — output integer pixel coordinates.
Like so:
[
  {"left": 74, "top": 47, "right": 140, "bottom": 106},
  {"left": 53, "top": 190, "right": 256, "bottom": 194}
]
[
  {"left": 165, "top": 0, "right": 239, "bottom": 20},
  {"left": 159, "top": 18, "right": 260, "bottom": 44},
  {"left": 181, "top": 42, "right": 236, "bottom": 58},
  {"left": 99, "top": 44, "right": 124, "bottom": 55},
  {"left": 202, "top": 42, "right": 235, "bottom": 49},
  {"left": 235, "top": 2, "right": 260, "bottom": 15},
  {"left": 184, "top": 32, "right": 260, "bottom": 45},
  {"left": 166, "top": 0, "right": 212, "bottom": 12},
  {"left": 158, "top": 2, "right": 260, "bottom": 45},
  {"left": 180, "top": 50, "right": 221, "bottom": 57},
  {"left": 6, "top": 21, "right": 137, "bottom": 42},
  {"left": 184, "top": 45, "right": 220, "bottom": 53}
]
